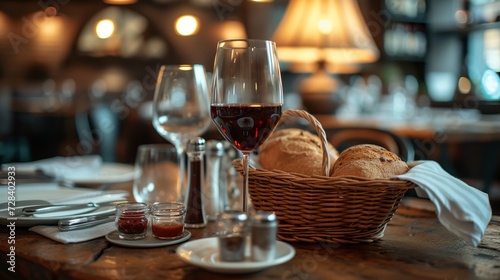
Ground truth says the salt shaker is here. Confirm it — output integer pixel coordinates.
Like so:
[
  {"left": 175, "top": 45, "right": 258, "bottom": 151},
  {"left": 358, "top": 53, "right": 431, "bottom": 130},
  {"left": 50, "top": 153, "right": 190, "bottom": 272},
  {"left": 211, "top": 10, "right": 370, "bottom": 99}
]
[
  {"left": 219, "top": 141, "right": 236, "bottom": 210},
  {"left": 251, "top": 211, "right": 278, "bottom": 261},
  {"left": 217, "top": 210, "right": 248, "bottom": 262},
  {"left": 184, "top": 137, "right": 207, "bottom": 228},
  {"left": 205, "top": 140, "right": 224, "bottom": 220}
]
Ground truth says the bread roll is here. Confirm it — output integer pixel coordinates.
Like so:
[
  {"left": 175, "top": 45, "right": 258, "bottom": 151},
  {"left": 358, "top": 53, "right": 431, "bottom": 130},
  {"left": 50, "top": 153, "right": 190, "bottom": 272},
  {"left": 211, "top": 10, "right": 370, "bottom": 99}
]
[
  {"left": 258, "top": 128, "right": 339, "bottom": 176},
  {"left": 331, "top": 144, "right": 408, "bottom": 179}
]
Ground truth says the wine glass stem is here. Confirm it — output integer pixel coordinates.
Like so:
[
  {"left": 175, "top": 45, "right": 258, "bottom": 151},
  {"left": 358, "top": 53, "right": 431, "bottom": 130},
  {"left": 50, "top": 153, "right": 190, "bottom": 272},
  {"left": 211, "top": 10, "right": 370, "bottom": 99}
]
[
  {"left": 176, "top": 146, "right": 186, "bottom": 202},
  {"left": 242, "top": 152, "right": 250, "bottom": 214}
]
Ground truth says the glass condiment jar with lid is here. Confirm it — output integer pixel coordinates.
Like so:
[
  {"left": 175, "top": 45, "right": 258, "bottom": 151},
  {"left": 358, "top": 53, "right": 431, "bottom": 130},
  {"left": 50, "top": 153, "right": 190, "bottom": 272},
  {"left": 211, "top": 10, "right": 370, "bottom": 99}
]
[
  {"left": 115, "top": 203, "right": 149, "bottom": 240},
  {"left": 151, "top": 202, "right": 186, "bottom": 240},
  {"left": 216, "top": 210, "right": 248, "bottom": 262}
]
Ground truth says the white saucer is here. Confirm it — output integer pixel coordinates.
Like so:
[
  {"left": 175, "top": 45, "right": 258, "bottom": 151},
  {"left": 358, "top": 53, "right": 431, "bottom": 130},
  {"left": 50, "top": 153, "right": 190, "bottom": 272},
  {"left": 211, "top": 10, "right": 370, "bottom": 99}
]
[
  {"left": 176, "top": 237, "right": 295, "bottom": 274},
  {"left": 64, "top": 163, "right": 135, "bottom": 185},
  {"left": 106, "top": 230, "right": 191, "bottom": 248}
]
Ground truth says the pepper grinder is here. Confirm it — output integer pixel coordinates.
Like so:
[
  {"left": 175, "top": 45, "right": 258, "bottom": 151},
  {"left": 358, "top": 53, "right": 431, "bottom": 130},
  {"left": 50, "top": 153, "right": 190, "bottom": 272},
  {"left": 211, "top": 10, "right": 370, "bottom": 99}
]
[{"left": 184, "top": 137, "right": 207, "bottom": 228}]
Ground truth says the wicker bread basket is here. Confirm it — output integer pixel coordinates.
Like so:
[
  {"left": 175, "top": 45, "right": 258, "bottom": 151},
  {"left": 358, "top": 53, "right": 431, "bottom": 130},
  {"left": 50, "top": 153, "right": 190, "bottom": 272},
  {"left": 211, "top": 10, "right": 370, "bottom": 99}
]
[{"left": 234, "top": 109, "right": 416, "bottom": 244}]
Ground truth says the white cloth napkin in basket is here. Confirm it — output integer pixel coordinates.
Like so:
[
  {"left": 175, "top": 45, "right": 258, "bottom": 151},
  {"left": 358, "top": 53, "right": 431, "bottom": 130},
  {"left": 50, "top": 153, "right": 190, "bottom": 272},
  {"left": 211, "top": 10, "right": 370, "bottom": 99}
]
[
  {"left": 30, "top": 222, "right": 115, "bottom": 244},
  {"left": 394, "top": 160, "right": 492, "bottom": 247},
  {"left": 3, "top": 155, "right": 102, "bottom": 180}
]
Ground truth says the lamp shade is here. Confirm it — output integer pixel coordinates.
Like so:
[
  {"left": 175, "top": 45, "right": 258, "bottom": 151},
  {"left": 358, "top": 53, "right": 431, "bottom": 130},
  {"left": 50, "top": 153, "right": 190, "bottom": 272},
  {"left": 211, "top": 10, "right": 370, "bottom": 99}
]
[{"left": 272, "top": 0, "right": 379, "bottom": 65}]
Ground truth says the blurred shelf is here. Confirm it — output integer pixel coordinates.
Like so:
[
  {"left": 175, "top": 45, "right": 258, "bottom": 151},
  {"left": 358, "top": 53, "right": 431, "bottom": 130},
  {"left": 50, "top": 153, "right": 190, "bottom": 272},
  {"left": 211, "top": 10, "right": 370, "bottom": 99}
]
[
  {"left": 467, "top": 21, "right": 500, "bottom": 32},
  {"left": 429, "top": 21, "right": 500, "bottom": 34},
  {"left": 430, "top": 101, "right": 500, "bottom": 115}
]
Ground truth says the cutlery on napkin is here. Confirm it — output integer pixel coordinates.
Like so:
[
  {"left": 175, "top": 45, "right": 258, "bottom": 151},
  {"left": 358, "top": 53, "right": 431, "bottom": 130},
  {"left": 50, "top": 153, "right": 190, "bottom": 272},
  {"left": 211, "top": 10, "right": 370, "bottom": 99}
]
[
  {"left": 26, "top": 194, "right": 123, "bottom": 243},
  {"left": 2, "top": 155, "right": 102, "bottom": 180},
  {"left": 394, "top": 160, "right": 492, "bottom": 247},
  {"left": 23, "top": 193, "right": 127, "bottom": 218},
  {"left": 1, "top": 182, "right": 129, "bottom": 224},
  {"left": 23, "top": 201, "right": 127, "bottom": 218}
]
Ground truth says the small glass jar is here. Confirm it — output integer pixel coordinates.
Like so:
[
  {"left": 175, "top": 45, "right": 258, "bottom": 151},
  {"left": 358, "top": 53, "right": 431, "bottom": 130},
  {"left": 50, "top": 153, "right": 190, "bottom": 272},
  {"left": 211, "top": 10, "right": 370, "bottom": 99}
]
[
  {"left": 151, "top": 202, "right": 186, "bottom": 240},
  {"left": 216, "top": 210, "right": 248, "bottom": 262},
  {"left": 115, "top": 203, "right": 149, "bottom": 240}
]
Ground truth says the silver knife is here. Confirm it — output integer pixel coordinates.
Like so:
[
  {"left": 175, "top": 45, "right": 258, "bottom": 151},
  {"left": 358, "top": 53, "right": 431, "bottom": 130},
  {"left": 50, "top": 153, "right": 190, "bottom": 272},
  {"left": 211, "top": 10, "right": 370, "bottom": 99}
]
[
  {"left": 0, "top": 200, "right": 51, "bottom": 210},
  {"left": 22, "top": 201, "right": 127, "bottom": 216},
  {"left": 0, "top": 200, "right": 52, "bottom": 216}
]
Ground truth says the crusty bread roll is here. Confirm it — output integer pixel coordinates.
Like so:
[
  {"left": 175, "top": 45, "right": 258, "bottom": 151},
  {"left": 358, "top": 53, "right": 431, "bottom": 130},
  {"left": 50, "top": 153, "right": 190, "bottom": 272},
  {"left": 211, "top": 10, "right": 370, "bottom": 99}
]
[
  {"left": 331, "top": 144, "right": 408, "bottom": 179},
  {"left": 258, "top": 128, "right": 339, "bottom": 176}
]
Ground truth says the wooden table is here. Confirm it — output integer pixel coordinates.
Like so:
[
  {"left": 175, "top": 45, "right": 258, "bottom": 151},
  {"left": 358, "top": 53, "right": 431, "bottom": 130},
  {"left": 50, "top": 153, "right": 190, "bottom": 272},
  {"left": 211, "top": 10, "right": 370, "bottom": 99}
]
[{"left": 1, "top": 197, "right": 499, "bottom": 280}]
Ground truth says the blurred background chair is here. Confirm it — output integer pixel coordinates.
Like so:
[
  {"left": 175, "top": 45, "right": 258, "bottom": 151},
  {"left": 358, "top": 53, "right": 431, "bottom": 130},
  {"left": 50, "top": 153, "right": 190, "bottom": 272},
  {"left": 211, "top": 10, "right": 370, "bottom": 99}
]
[
  {"left": 326, "top": 127, "right": 415, "bottom": 162},
  {"left": 74, "top": 103, "right": 120, "bottom": 163},
  {"left": 0, "top": 87, "right": 31, "bottom": 164},
  {"left": 74, "top": 80, "right": 120, "bottom": 162}
]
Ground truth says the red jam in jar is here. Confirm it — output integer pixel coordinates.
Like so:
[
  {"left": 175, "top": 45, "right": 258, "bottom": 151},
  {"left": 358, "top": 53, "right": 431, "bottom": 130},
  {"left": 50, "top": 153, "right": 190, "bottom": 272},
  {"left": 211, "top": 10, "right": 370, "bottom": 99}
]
[
  {"left": 151, "top": 202, "right": 186, "bottom": 239},
  {"left": 152, "top": 222, "right": 184, "bottom": 238},
  {"left": 115, "top": 203, "right": 149, "bottom": 240}
]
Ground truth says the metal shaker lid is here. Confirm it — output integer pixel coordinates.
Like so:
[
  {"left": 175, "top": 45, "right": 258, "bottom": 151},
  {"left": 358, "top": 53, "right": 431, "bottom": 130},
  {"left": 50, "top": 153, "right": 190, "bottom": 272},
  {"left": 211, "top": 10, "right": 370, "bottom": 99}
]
[
  {"left": 219, "top": 210, "right": 248, "bottom": 222},
  {"left": 206, "top": 140, "right": 224, "bottom": 156},
  {"left": 251, "top": 210, "right": 277, "bottom": 223},
  {"left": 187, "top": 137, "right": 205, "bottom": 153}
]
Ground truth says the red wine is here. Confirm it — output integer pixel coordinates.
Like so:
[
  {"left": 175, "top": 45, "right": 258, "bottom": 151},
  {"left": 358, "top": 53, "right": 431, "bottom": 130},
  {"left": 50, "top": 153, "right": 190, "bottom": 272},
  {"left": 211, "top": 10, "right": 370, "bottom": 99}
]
[{"left": 211, "top": 104, "right": 282, "bottom": 152}]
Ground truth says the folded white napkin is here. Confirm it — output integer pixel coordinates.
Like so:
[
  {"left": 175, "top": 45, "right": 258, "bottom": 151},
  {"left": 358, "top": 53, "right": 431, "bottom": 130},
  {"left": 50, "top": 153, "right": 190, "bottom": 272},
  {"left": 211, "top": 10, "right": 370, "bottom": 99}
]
[
  {"left": 25, "top": 184, "right": 126, "bottom": 243},
  {"left": 30, "top": 222, "right": 116, "bottom": 244},
  {"left": 3, "top": 155, "right": 102, "bottom": 180},
  {"left": 395, "top": 160, "right": 492, "bottom": 247}
]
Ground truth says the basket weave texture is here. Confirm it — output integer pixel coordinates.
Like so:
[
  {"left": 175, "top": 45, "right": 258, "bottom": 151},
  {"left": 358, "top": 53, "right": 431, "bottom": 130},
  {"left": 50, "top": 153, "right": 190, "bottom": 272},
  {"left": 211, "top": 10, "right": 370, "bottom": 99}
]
[{"left": 234, "top": 109, "right": 416, "bottom": 244}]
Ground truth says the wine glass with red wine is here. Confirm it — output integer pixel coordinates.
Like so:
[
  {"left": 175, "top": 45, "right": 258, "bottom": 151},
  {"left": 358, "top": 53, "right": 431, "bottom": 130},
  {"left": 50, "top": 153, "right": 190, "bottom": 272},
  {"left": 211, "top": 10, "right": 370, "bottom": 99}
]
[
  {"left": 152, "top": 64, "right": 211, "bottom": 202},
  {"left": 210, "top": 39, "right": 283, "bottom": 214}
]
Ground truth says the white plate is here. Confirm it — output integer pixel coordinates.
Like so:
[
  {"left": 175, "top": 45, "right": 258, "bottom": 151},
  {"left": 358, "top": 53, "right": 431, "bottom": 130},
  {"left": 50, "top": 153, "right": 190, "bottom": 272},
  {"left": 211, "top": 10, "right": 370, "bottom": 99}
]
[
  {"left": 0, "top": 205, "right": 116, "bottom": 227},
  {"left": 106, "top": 230, "right": 191, "bottom": 248},
  {"left": 176, "top": 237, "right": 295, "bottom": 274},
  {"left": 63, "top": 163, "right": 135, "bottom": 185}
]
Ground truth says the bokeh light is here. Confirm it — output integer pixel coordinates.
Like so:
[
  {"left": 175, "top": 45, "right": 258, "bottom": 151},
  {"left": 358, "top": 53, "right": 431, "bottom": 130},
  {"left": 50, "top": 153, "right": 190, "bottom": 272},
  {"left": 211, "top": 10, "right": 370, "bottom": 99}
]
[
  {"left": 175, "top": 15, "right": 199, "bottom": 36},
  {"left": 96, "top": 19, "right": 115, "bottom": 39}
]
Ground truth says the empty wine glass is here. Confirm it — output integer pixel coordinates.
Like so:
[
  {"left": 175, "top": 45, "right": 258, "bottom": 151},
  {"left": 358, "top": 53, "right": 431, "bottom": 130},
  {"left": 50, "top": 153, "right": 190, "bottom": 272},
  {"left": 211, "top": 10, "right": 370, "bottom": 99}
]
[
  {"left": 152, "top": 64, "right": 211, "bottom": 201},
  {"left": 210, "top": 39, "right": 283, "bottom": 214}
]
